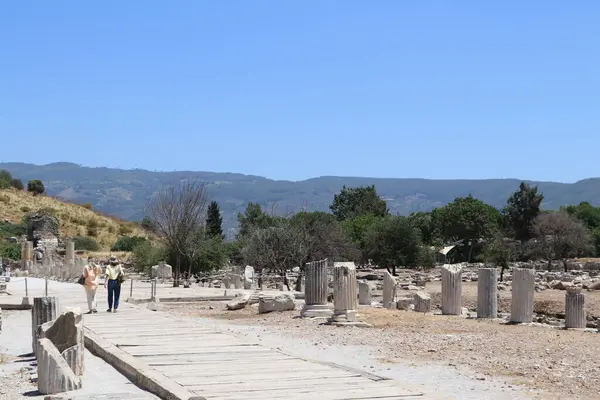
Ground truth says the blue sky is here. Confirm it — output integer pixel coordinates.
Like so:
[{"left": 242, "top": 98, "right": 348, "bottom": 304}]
[{"left": 1, "top": 1, "right": 598, "bottom": 182}]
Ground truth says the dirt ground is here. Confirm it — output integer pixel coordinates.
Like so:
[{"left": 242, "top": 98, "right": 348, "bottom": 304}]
[
  {"left": 164, "top": 291, "right": 600, "bottom": 400},
  {"left": 425, "top": 281, "right": 600, "bottom": 319}
]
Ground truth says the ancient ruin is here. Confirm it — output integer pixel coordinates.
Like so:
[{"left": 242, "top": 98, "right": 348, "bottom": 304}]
[
  {"left": 300, "top": 259, "right": 333, "bottom": 318},
  {"left": 382, "top": 271, "right": 396, "bottom": 309},
  {"left": 441, "top": 264, "right": 462, "bottom": 315},
  {"left": 477, "top": 267, "right": 498, "bottom": 318},
  {"left": 510, "top": 268, "right": 536, "bottom": 323}
]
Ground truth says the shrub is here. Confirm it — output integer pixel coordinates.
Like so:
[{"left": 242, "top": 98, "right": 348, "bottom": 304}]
[
  {"left": 0, "top": 194, "right": 9, "bottom": 204},
  {"left": 118, "top": 223, "right": 134, "bottom": 235},
  {"left": 111, "top": 236, "right": 147, "bottom": 252},
  {"left": 27, "top": 179, "right": 45, "bottom": 195},
  {"left": 0, "top": 241, "right": 21, "bottom": 260},
  {"left": 20, "top": 206, "right": 31, "bottom": 213},
  {"left": 87, "top": 226, "right": 98, "bottom": 237},
  {"left": 81, "top": 203, "right": 93, "bottom": 210},
  {"left": 86, "top": 218, "right": 99, "bottom": 228},
  {"left": 72, "top": 236, "right": 100, "bottom": 251},
  {"left": 10, "top": 178, "right": 24, "bottom": 190},
  {"left": 0, "top": 221, "right": 26, "bottom": 237},
  {"left": 132, "top": 241, "right": 166, "bottom": 273}
]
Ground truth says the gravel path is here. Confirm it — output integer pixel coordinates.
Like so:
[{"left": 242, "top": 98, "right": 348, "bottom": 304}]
[{"left": 164, "top": 301, "right": 586, "bottom": 400}]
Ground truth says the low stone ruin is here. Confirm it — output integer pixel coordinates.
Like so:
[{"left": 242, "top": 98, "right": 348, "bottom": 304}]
[
  {"left": 35, "top": 308, "right": 84, "bottom": 394},
  {"left": 151, "top": 262, "right": 173, "bottom": 279},
  {"left": 26, "top": 212, "right": 60, "bottom": 249}
]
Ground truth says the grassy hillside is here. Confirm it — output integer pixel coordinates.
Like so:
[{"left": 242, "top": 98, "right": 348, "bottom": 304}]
[{"left": 0, "top": 188, "right": 151, "bottom": 250}]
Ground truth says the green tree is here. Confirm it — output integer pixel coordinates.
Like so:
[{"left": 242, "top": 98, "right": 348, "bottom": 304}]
[
  {"left": 111, "top": 236, "right": 147, "bottom": 251},
  {"left": 504, "top": 182, "right": 544, "bottom": 242},
  {"left": 236, "top": 202, "right": 279, "bottom": 239},
  {"left": 433, "top": 195, "right": 501, "bottom": 242},
  {"left": 27, "top": 179, "right": 45, "bottom": 195},
  {"left": 191, "top": 234, "right": 228, "bottom": 273},
  {"left": 0, "top": 241, "right": 21, "bottom": 260},
  {"left": 132, "top": 241, "right": 167, "bottom": 273},
  {"left": 408, "top": 211, "right": 436, "bottom": 244},
  {"left": 363, "top": 216, "right": 423, "bottom": 275},
  {"left": 205, "top": 201, "right": 224, "bottom": 239},
  {"left": 0, "top": 170, "right": 12, "bottom": 189},
  {"left": 330, "top": 185, "right": 388, "bottom": 221},
  {"left": 341, "top": 214, "right": 383, "bottom": 263}
]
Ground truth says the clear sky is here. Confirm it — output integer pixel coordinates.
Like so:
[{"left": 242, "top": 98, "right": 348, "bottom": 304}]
[{"left": 1, "top": 1, "right": 599, "bottom": 182}]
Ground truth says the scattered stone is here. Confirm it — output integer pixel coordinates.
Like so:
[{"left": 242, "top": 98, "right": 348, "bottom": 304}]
[
  {"left": 382, "top": 271, "right": 396, "bottom": 309},
  {"left": 396, "top": 296, "right": 413, "bottom": 311},
  {"left": 37, "top": 308, "right": 84, "bottom": 376},
  {"left": 227, "top": 294, "right": 251, "bottom": 310},
  {"left": 259, "top": 293, "right": 295, "bottom": 314}
]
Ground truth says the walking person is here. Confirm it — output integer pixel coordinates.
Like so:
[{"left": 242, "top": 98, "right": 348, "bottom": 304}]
[
  {"left": 104, "top": 256, "right": 124, "bottom": 313},
  {"left": 83, "top": 261, "right": 102, "bottom": 314}
]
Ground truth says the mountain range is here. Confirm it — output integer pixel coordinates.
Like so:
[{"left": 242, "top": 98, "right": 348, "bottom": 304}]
[{"left": 2, "top": 162, "right": 600, "bottom": 236}]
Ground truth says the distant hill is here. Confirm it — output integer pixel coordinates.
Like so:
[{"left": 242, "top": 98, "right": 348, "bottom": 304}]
[{"left": 2, "top": 162, "right": 600, "bottom": 236}]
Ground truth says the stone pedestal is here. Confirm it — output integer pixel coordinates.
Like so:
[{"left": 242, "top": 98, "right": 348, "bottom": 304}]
[
  {"left": 37, "top": 338, "right": 82, "bottom": 394},
  {"left": 382, "top": 271, "right": 396, "bottom": 309},
  {"left": 36, "top": 309, "right": 84, "bottom": 376},
  {"left": 510, "top": 268, "right": 535, "bottom": 323},
  {"left": 358, "top": 281, "right": 372, "bottom": 305},
  {"left": 413, "top": 292, "right": 431, "bottom": 313},
  {"left": 441, "top": 265, "right": 462, "bottom": 315},
  {"left": 32, "top": 297, "right": 59, "bottom": 354},
  {"left": 565, "top": 288, "right": 586, "bottom": 329},
  {"left": 477, "top": 268, "right": 498, "bottom": 318},
  {"left": 300, "top": 259, "right": 333, "bottom": 318}
]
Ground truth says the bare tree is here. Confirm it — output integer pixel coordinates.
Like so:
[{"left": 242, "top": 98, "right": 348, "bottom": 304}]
[
  {"left": 147, "top": 181, "right": 208, "bottom": 286},
  {"left": 241, "top": 218, "right": 305, "bottom": 289},
  {"left": 532, "top": 211, "right": 593, "bottom": 272}
]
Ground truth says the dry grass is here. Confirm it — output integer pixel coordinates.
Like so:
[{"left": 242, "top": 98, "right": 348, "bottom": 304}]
[{"left": 0, "top": 188, "right": 152, "bottom": 250}]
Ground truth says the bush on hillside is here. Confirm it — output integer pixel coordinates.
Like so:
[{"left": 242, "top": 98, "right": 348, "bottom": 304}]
[
  {"left": 0, "top": 221, "right": 27, "bottom": 238},
  {"left": 111, "top": 236, "right": 147, "bottom": 252},
  {"left": 10, "top": 178, "right": 24, "bottom": 190},
  {"left": 27, "top": 179, "right": 45, "bottom": 195},
  {"left": 0, "top": 241, "right": 21, "bottom": 260},
  {"left": 72, "top": 236, "right": 100, "bottom": 251}
]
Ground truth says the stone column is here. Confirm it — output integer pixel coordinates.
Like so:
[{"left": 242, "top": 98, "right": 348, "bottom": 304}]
[
  {"left": 382, "top": 271, "right": 396, "bottom": 309},
  {"left": 441, "top": 265, "right": 462, "bottom": 315},
  {"left": 565, "top": 288, "right": 586, "bottom": 329},
  {"left": 510, "top": 268, "right": 535, "bottom": 323},
  {"left": 328, "top": 263, "right": 369, "bottom": 326},
  {"left": 358, "top": 281, "right": 372, "bottom": 305},
  {"left": 32, "top": 297, "right": 59, "bottom": 354},
  {"left": 66, "top": 240, "right": 75, "bottom": 265},
  {"left": 300, "top": 259, "right": 333, "bottom": 318},
  {"left": 477, "top": 268, "right": 498, "bottom": 318}
]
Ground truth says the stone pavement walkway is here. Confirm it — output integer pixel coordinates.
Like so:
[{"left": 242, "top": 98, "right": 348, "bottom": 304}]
[{"left": 6, "top": 278, "right": 444, "bottom": 400}]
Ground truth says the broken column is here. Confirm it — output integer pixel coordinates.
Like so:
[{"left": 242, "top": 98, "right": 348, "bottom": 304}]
[
  {"left": 510, "top": 268, "right": 535, "bottom": 323},
  {"left": 382, "top": 271, "right": 396, "bottom": 309},
  {"left": 413, "top": 292, "right": 431, "bottom": 312},
  {"left": 37, "top": 338, "right": 82, "bottom": 394},
  {"left": 477, "top": 267, "right": 498, "bottom": 318},
  {"left": 300, "top": 259, "right": 333, "bottom": 318},
  {"left": 565, "top": 287, "right": 586, "bottom": 329},
  {"left": 328, "top": 263, "right": 360, "bottom": 324},
  {"left": 66, "top": 239, "right": 75, "bottom": 265},
  {"left": 358, "top": 281, "right": 372, "bottom": 305},
  {"left": 36, "top": 309, "right": 84, "bottom": 376},
  {"left": 441, "top": 264, "right": 462, "bottom": 315},
  {"left": 32, "top": 297, "right": 59, "bottom": 354}
]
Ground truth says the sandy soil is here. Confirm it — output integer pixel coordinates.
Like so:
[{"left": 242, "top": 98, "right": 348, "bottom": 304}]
[
  {"left": 425, "top": 281, "right": 600, "bottom": 319},
  {"left": 164, "top": 296, "right": 600, "bottom": 400}
]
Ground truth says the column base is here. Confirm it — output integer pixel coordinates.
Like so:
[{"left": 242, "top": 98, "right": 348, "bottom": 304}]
[
  {"left": 326, "top": 310, "right": 371, "bottom": 327},
  {"left": 300, "top": 304, "right": 333, "bottom": 318}
]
